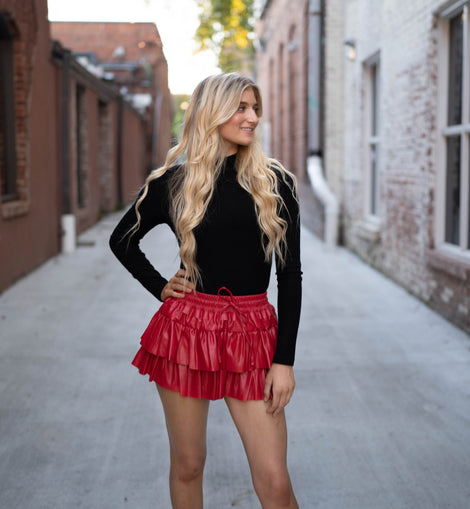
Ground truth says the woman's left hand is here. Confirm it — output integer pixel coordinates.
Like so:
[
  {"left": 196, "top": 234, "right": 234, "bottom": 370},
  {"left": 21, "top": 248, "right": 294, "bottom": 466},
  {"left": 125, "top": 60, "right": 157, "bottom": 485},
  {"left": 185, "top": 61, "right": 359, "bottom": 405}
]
[{"left": 264, "top": 363, "right": 296, "bottom": 417}]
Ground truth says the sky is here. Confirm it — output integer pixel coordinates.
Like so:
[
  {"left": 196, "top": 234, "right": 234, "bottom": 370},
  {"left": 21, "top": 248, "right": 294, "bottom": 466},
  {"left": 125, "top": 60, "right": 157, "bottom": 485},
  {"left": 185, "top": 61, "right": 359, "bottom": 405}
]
[{"left": 47, "top": 0, "right": 220, "bottom": 94}]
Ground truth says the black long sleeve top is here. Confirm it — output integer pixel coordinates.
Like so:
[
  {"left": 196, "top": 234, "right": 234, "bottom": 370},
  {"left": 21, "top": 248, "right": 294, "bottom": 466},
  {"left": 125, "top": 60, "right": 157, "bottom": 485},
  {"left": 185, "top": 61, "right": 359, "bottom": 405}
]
[{"left": 109, "top": 154, "right": 302, "bottom": 365}]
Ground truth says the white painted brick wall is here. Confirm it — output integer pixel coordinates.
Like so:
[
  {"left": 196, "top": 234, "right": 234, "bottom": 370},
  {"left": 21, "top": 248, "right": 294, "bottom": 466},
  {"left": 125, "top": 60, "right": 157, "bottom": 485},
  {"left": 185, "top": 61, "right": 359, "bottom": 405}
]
[
  {"left": 324, "top": 0, "right": 346, "bottom": 197},
  {"left": 325, "top": 0, "right": 470, "bottom": 333}
]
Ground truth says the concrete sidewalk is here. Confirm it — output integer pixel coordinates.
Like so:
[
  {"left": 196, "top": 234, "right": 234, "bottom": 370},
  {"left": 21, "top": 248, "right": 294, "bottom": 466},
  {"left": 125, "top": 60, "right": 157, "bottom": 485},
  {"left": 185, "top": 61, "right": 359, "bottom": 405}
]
[{"left": 1, "top": 212, "right": 470, "bottom": 509}]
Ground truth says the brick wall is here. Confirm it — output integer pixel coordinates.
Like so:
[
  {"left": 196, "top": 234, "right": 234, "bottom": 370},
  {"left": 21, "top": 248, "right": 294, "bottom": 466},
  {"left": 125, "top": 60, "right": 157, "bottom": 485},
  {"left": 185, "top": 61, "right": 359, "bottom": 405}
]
[
  {"left": 121, "top": 106, "right": 146, "bottom": 202},
  {"left": 0, "top": 0, "right": 151, "bottom": 293},
  {"left": 63, "top": 70, "right": 148, "bottom": 235},
  {"left": 0, "top": 0, "right": 61, "bottom": 291},
  {"left": 0, "top": 0, "right": 38, "bottom": 219},
  {"left": 323, "top": 0, "right": 345, "bottom": 199},
  {"left": 50, "top": 22, "right": 172, "bottom": 170},
  {"left": 255, "top": 0, "right": 309, "bottom": 179},
  {"left": 98, "top": 101, "right": 115, "bottom": 214},
  {"left": 325, "top": 0, "right": 470, "bottom": 333}
]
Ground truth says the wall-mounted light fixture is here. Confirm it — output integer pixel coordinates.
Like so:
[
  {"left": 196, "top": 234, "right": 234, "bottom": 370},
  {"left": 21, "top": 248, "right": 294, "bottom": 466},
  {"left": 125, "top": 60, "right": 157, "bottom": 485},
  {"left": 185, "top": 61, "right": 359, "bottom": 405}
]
[
  {"left": 343, "top": 38, "right": 356, "bottom": 61},
  {"left": 288, "top": 40, "right": 298, "bottom": 52}
]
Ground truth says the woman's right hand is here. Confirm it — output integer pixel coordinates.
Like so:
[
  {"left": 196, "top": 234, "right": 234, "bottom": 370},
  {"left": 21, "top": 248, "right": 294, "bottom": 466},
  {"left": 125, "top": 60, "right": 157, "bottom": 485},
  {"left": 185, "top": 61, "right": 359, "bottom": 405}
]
[{"left": 160, "top": 269, "right": 195, "bottom": 301}]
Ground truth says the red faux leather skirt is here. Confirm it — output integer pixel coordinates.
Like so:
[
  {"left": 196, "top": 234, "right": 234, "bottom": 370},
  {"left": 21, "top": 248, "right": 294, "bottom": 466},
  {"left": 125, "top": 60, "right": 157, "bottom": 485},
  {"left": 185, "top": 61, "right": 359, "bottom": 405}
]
[{"left": 132, "top": 288, "right": 278, "bottom": 401}]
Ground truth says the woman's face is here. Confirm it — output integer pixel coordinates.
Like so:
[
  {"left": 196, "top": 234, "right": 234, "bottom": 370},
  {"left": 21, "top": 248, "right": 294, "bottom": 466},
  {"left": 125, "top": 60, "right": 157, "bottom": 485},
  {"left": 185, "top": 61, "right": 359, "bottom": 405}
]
[{"left": 219, "top": 88, "right": 259, "bottom": 155}]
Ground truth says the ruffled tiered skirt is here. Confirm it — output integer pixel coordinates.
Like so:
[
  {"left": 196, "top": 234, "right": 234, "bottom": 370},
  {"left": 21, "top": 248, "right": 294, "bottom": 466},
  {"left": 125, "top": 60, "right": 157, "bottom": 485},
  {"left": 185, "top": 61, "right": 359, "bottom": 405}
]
[{"left": 132, "top": 288, "right": 278, "bottom": 401}]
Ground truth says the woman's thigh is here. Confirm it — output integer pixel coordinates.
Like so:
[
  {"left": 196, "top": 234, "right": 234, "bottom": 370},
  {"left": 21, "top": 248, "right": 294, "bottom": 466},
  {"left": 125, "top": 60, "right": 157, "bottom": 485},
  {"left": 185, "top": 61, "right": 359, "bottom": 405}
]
[
  {"left": 157, "top": 385, "right": 210, "bottom": 462},
  {"left": 224, "top": 397, "right": 289, "bottom": 478}
]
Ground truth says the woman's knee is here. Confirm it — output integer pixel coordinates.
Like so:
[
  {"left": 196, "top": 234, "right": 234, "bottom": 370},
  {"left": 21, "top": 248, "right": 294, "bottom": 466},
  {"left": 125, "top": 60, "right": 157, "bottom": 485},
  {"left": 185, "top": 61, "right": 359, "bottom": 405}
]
[
  {"left": 254, "top": 469, "right": 293, "bottom": 506},
  {"left": 171, "top": 453, "right": 206, "bottom": 483}
]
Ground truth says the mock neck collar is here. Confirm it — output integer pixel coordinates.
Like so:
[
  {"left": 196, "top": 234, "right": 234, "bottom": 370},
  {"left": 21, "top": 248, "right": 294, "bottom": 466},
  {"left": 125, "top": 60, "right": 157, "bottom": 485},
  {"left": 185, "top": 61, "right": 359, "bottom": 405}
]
[
  {"left": 225, "top": 153, "right": 237, "bottom": 163},
  {"left": 222, "top": 153, "right": 237, "bottom": 172}
]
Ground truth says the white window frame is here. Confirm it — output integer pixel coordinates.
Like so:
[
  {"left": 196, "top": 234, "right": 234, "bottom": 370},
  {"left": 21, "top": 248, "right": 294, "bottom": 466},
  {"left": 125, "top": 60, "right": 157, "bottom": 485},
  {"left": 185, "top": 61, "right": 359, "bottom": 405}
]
[
  {"left": 362, "top": 51, "right": 381, "bottom": 221},
  {"left": 436, "top": 1, "right": 470, "bottom": 258}
]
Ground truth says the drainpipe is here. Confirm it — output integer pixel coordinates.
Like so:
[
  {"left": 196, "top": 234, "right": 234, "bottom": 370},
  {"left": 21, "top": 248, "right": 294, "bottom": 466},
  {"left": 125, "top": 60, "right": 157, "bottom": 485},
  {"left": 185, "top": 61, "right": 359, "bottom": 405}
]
[
  {"left": 60, "top": 47, "right": 76, "bottom": 254},
  {"left": 307, "top": 0, "right": 339, "bottom": 247},
  {"left": 307, "top": 155, "right": 339, "bottom": 246},
  {"left": 308, "top": 0, "right": 322, "bottom": 156}
]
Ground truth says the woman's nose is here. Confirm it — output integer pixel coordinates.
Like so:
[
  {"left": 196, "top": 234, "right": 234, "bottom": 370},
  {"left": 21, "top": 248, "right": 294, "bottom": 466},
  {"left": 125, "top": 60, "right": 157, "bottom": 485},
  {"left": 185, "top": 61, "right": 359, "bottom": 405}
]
[{"left": 246, "top": 108, "right": 258, "bottom": 123}]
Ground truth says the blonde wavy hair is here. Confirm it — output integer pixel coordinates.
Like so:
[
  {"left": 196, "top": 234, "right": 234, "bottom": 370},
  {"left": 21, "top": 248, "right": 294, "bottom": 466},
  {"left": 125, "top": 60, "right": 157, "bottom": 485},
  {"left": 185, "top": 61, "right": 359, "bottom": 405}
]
[{"left": 128, "top": 73, "right": 297, "bottom": 288}]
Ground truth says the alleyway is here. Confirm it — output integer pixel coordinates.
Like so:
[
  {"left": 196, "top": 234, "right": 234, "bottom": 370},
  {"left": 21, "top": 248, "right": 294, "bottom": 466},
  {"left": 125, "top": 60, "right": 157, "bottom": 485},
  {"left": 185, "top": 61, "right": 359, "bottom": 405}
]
[{"left": 1, "top": 211, "right": 470, "bottom": 509}]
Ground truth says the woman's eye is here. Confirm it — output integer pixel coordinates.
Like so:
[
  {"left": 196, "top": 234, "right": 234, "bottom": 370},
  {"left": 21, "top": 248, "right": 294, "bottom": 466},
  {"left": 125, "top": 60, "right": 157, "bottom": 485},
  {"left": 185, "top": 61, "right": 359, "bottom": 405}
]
[{"left": 238, "top": 106, "right": 245, "bottom": 112}]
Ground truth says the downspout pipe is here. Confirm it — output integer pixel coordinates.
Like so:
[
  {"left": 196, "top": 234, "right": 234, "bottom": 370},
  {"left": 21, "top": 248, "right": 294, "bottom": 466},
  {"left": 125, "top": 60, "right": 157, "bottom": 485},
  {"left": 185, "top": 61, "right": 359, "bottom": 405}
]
[
  {"left": 60, "top": 47, "right": 76, "bottom": 254},
  {"left": 307, "top": 155, "right": 339, "bottom": 247},
  {"left": 308, "top": 0, "right": 323, "bottom": 156},
  {"left": 307, "top": 0, "right": 339, "bottom": 247}
]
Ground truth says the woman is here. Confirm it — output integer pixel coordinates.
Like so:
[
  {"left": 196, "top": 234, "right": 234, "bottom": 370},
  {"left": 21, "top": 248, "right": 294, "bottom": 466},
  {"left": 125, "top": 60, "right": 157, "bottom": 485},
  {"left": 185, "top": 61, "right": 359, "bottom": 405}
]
[{"left": 110, "top": 73, "right": 302, "bottom": 508}]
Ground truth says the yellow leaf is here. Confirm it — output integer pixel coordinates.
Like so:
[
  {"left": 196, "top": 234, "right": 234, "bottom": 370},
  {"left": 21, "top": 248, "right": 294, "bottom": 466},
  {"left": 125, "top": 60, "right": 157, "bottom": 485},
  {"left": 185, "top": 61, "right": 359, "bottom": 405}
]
[
  {"left": 232, "top": 0, "right": 245, "bottom": 12},
  {"left": 229, "top": 17, "right": 239, "bottom": 28}
]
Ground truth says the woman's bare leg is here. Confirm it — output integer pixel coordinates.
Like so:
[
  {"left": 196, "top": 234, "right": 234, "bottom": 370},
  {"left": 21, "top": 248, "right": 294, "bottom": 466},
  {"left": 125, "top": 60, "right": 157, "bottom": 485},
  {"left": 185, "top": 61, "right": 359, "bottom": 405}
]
[
  {"left": 157, "top": 385, "right": 210, "bottom": 509},
  {"left": 225, "top": 397, "right": 298, "bottom": 509}
]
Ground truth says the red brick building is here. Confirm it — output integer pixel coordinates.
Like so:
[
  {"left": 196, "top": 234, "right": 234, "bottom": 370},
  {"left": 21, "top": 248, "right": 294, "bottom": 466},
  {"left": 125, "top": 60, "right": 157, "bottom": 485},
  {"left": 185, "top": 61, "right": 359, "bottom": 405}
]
[
  {"left": 255, "top": 0, "right": 311, "bottom": 180},
  {"left": 0, "top": 0, "right": 61, "bottom": 292},
  {"left": 50, "top": 22, "right": 172, "bottom": 170},
  {"left": 0, "top": 0, "right": 161, "bottom": 293},
  {"left": 255, "top": 0, "right": 326, "bottom": 238},
  {"left": 50, "top": 40, "right": 148, "bottom": 233}
]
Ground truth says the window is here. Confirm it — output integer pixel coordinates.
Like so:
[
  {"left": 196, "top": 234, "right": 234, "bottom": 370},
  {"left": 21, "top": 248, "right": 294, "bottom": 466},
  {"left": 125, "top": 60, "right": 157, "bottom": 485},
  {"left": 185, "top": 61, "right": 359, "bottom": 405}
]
[
  {"left": 0, "top": 12, "right": 17, "bottom": 203},
  {"left": 363, "top": 52, "right": 381, "bottom": 217},
  {"left": 437, "top": 2, "right": 470, "bottom": 253}
]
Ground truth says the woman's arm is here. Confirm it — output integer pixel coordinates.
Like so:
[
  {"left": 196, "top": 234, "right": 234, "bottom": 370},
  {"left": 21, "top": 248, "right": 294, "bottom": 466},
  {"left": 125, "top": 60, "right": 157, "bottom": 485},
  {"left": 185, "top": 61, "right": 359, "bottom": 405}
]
[
  {"left": 109, "top": 179, "right": 171, "bottom": 301},
  {"left": 273, "top": 172, "right": 302, "bottom": 366},
  {"left": 265, "top": 171, "right": 302, "bottom": 416}
]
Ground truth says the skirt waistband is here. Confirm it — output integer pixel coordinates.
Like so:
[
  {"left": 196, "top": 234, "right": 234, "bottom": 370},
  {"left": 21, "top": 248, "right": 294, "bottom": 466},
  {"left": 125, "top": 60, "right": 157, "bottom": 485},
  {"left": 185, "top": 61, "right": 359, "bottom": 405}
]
[{"left": 182, "top": 287, "right": 268, "bottom": 310}]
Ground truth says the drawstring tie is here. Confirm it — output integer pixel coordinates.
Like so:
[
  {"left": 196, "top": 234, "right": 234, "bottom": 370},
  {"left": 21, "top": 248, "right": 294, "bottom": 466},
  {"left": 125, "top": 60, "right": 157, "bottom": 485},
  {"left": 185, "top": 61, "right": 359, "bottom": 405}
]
[{"left": 217, "top": 287, "right": 255, "bottom": 369}]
